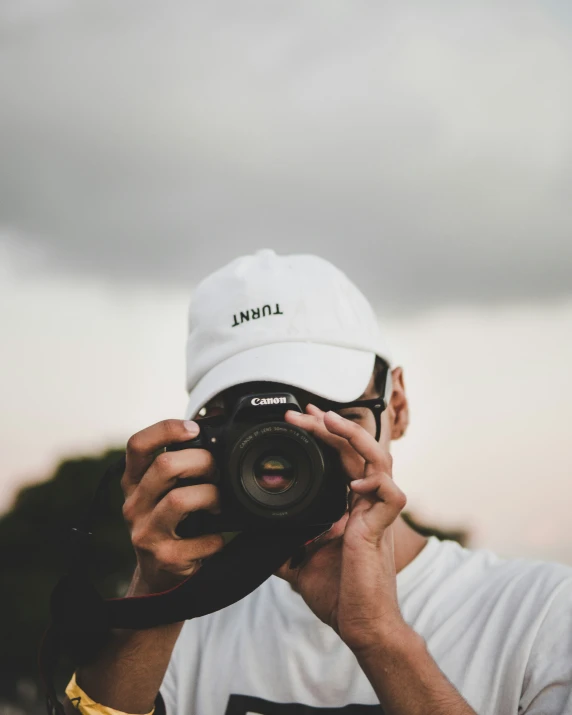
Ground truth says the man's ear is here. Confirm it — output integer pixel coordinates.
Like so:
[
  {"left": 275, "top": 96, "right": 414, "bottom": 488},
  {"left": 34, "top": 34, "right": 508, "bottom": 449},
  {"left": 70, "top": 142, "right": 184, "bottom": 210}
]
[{"left": 389, "top": 367, "right": 409, "bottom": 440}]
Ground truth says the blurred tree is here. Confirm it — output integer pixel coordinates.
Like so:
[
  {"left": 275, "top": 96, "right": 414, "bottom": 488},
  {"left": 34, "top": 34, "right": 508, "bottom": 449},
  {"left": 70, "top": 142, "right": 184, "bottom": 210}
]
[
  {"left": 0, "top": 449, "right": 134, "bottom": 699},
  {"left": 0, "top": 450, "right": 469, "bottom": 700},
  {"left": 402, "top": 512, "right": 469, "bottom": 547}
]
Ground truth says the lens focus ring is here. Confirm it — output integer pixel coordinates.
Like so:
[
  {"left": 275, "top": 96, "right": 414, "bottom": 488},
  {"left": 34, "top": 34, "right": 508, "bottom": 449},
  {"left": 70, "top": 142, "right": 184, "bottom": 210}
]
[{"left": 228, "top": 422, "right": 326, "bottom": 518}]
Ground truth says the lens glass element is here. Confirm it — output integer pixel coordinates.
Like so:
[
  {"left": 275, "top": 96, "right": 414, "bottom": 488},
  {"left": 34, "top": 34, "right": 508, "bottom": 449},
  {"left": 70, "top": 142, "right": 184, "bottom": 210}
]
[{"left": 253, "top": 454, "right": 296, "bottom": 494}]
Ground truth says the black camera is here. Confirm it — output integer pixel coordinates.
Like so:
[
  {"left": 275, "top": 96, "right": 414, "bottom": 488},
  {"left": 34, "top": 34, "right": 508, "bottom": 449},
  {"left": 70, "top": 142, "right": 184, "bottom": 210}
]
[{"left": 166, "top": 391, "right": 348, "bottom": 537}]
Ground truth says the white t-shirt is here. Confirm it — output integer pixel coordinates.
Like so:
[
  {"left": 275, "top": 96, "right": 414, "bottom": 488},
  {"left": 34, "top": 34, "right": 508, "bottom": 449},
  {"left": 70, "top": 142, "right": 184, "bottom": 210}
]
[{"left": 160, "top": 536, "right": 572, "bottom": 714}]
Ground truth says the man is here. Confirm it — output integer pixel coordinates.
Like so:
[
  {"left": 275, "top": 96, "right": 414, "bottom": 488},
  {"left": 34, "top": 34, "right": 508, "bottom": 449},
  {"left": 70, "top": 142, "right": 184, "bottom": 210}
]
[{"left": 65, "top": 250, "right": 572, "bottom": 715}]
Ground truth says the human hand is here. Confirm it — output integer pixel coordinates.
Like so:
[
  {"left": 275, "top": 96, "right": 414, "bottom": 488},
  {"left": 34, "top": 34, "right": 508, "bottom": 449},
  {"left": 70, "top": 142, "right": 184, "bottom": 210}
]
[
  {"left": 121, "top": 419, "right": 224, "bottom": 594},
  {"left": 275, "top": 405, "right": 408, "bottom": 653}
]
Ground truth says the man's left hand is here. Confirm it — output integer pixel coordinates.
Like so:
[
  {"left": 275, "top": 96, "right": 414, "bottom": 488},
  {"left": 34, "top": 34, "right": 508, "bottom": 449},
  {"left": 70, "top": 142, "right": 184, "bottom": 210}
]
[{"left": 276, "top": 404, "right": 409, "bottom": 654}]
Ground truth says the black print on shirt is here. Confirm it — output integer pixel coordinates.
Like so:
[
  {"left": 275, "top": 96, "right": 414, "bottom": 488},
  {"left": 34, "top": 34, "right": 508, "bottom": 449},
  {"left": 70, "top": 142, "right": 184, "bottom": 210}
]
[{"left": 224, "top": 694, "right": 384, "bottom": 714}]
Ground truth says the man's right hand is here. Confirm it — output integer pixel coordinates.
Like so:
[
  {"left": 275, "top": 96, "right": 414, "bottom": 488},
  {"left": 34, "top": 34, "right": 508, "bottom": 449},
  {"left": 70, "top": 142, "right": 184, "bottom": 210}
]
[
  {"left": 121, "top": 418, "right": 225, "bottom": 594},
  {"left": 64, "top": 419, "right": 222, "bottom": 715}
]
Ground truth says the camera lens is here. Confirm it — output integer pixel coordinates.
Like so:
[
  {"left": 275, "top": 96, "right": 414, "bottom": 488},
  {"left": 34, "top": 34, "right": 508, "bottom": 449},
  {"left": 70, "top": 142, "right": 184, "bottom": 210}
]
[
  {"left": 229, "top": 422, "right": 327, "bottom": 517},
  {"left": 253, "top": 454, "right": 295, "bottom": 494}
]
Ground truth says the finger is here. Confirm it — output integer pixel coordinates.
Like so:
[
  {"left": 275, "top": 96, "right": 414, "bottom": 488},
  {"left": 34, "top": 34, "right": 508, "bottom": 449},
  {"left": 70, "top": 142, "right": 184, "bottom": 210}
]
[
  {"left": 305, "top": 403, "right": 332, "bottom": 423},
  {"left": 285, "top": 408, "right": 347, "bottom": 452},
  {"left": 150, "top": 483, "right": 221, "bottom": 537},
  {"left": 350, "top": 472, "right": 406, "bottom": 526},
  {"left": 154, "top": 534, "right": 226, "bottom": 575},
  {"left": 323, "top": 411, "right": 392, "bottom": 474},
  {"left": 305, "top": 404, "right": 352, "bottom": 452},
  {"left": 123, "top": 419, "right": 200, "bottom": 496},
  {"left": 350, "top": 471, "right": 402, "bottom": 503},
  {"left": 133, "top": 448, "right": 216, "bottom": 514},
  {"left": 133, "top": 531, "right": 225, "bottom": 579}
]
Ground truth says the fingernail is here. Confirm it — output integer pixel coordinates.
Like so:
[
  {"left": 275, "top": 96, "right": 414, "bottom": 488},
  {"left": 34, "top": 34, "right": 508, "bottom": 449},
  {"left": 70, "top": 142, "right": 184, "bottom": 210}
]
[
  {"left": 183, "top": 420, "right": 199, "bottom": 435},
  {"left": 326, "top": 410, "right": 343, "bottom": 421},
  {"left": 286, "top": 409, "right": 301, "bottom": 418}
]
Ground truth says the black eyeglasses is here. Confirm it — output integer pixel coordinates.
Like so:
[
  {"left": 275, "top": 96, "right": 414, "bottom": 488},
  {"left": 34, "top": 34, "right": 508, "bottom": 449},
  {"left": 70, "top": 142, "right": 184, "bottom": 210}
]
[
  {"left": 306, "top": 395, "right": 387, "bottom": 442},
  {"left": 200, "top": 370, "right": 392, "bottom": 443},
  {"left": 304, "top": 368, "right": 392, "bottom": 442}
]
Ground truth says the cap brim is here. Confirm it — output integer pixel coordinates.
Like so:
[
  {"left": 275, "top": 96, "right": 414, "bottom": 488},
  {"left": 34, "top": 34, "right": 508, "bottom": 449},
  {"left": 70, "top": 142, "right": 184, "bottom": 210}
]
[{"left": 184, "top": 342, "right": 376, "bottom": 420}]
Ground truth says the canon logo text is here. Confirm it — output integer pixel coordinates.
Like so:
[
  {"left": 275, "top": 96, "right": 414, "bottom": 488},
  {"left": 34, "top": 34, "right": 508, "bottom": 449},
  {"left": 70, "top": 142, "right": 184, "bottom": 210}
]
[{"left": 251, "top": 397, "right": 287, "bottom": 406}]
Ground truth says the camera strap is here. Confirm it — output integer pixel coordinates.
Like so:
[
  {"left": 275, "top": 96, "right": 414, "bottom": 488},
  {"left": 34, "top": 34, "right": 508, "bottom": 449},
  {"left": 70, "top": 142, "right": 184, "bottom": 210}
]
[{"left": 40, "top": 454, "right": 331, "bottom": 714}]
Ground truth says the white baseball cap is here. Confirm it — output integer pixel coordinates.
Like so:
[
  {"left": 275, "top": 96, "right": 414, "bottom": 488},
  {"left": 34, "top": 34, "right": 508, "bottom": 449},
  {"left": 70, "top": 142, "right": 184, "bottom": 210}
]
[{"left": 184, "top": 249, "right": 392, "bottom": 419}]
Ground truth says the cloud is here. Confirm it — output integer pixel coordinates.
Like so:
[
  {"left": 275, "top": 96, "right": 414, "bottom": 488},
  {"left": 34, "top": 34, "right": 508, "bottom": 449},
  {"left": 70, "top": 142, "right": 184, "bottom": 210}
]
[{"left": 0, "top": 0, "right": 571, "bottom": 309}]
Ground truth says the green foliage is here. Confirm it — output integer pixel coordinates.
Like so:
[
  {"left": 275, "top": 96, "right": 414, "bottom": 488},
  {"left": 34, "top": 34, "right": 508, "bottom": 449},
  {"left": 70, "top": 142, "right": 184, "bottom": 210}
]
[
  {"left": 402, "top": 511, "right": 469, "bottom": 546},
  {"left": 0, "top": 449, "right": 135, "bottom": 696}
]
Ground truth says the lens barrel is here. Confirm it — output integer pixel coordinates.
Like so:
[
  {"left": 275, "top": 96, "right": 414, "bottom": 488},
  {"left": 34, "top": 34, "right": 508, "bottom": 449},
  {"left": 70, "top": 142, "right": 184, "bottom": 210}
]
[{"left": 228, "top": 422, "right": 326, "bottom": 518}]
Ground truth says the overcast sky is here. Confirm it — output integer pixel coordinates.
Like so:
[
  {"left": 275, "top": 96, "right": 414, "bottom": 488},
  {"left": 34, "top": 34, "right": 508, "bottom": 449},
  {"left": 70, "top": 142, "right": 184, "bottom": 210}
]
[
  {"left": 1, "top": 0, "right": 571, "bottom": 308},
  {"left": 0, "top": 1, "right": 571, "bottom": 564}
]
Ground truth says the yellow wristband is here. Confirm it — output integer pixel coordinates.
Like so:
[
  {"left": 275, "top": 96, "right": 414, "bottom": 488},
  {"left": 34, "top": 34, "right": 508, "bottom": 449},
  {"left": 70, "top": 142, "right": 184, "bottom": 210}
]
[{"left": 65, "top": 673, "right": 155, "bottom": 715}]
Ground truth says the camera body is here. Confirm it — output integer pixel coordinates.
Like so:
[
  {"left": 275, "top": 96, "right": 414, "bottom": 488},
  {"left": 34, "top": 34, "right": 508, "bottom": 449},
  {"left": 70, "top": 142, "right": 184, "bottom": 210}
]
[{"left": 166, "top": 391, "right": 348, "bottom": 537}]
